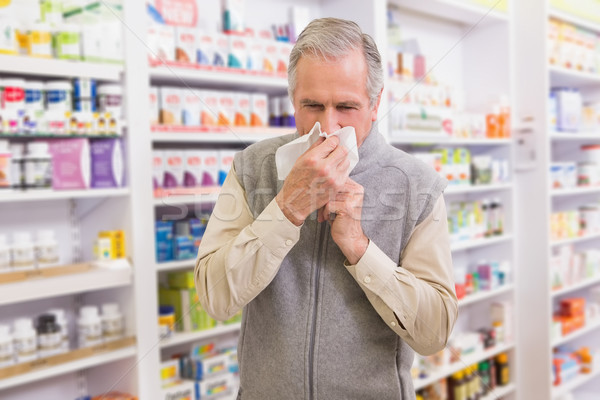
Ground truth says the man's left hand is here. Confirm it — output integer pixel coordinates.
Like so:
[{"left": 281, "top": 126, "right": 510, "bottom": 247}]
[{"left": 318, "top": 178, "right": 368, "bottom": 264}]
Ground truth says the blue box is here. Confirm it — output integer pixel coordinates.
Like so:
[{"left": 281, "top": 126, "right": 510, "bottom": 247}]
[{"left": 156, "top": 221, "right": 174, "bottom": 262}]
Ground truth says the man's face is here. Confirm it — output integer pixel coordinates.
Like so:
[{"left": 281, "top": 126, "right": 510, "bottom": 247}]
[{"left": 292, "top": 48, "right": 381, "bottom": 147}]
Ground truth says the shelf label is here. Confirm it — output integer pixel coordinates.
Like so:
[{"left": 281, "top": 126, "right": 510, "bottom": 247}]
[{"left": 551, "top": 0, "right": 600, "bottom": 24}]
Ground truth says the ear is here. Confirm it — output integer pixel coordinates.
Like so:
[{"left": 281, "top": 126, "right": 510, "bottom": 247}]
[{"left": 371, "top": 87, "right": 384, "bottom": 122}]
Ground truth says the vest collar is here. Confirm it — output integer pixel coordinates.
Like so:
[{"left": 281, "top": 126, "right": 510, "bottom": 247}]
[{"left": 351, "top": 122, "right": 386, "bottom": 176}]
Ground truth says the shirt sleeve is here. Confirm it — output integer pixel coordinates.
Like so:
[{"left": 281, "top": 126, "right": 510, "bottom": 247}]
[
  {"left": 194, "top": 164, "right": 302, "bottom": 321},
  {"left": 344, "top": 196, "right": 458, "bottom": 355}
]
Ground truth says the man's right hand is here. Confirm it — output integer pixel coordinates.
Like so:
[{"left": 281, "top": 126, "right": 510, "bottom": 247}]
[{"left": 276, "top": 135, "right": 350, "bottom": 226}]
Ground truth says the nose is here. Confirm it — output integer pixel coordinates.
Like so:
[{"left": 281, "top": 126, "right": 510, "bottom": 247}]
[{"left": 320, "top": 108, "right": 342, "bottom": 135}]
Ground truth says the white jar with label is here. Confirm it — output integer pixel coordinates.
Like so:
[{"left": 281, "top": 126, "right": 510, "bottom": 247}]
[
  {"left": 97, "top": 84, "right": 123, "bottom": 119},
  {"left": 25, "top": 142, "right": 52, "bottom": 190},
  {"left": 0, "top": 324, "right": 14, "bottom": 367},
  {"left": 78, "top": 305, "right": 103, "bottom": 348},
  {"left": 47, "top": 308, "right": 69, "bottom": 353},
  {"left": 2, "top": 78, "right": 25, "bottom": 133},
  {"left": 0, "top": 234, "right": 10, "bottom": 273},
  {"left": 36, "top": 314, "right": 62, "bottom": 358},
  {"left": 101, "top": 303, "right": 124, "bottom": 341},
  {"left": 13, "top": 318, "right": 37, "bottom": 363},
  {"left": 45, "top": 81, "right": 73, "bottom": 112},
  {"left": 35, "top": 229, "right": 60, "bottom": 268},
  {"left": 11, "top": 232, "right": 35, "bottom": 271}
]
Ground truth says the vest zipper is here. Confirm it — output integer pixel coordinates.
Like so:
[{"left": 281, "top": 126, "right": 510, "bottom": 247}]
[{"left": 308, "top": 221, "right": 328, "bottom": 400}]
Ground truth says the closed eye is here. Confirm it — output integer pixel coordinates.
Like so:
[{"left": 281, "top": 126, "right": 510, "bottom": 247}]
[{"left": 337, "top": 105, "right": 357, "bottom": 111}]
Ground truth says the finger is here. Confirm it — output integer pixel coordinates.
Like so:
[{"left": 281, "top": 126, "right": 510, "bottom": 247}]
[
  {"left": 336, "top": 158, "right": 351, "bottom": 174},
  {"left": 307, "top": 136, "right": 325, "bottom": 151},
  {"left": 326, "top": 143, "right": 349, "bottom": 165},
  {"left": 317, "top": 206, "right": 325, "bottom": 223},
  {"left": 311, "top": 135, "right": 340, "bottom": 158}
]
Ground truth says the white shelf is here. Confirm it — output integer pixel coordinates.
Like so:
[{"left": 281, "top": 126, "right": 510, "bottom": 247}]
[
  {"left": 0, "top": 54, "right": 123, "bottom": 81},
  {"left": 0, "top": 346, "right": 136, "bottom": 391},
  {"left": 152, "top": 129, "right": 293, "bottom": 144},
  {"left": 552, "top": 368, "right": 600, "bottom": 398},
  {"left": 551, "top": 232, "right": 600, "bottom": 247},
  {"left": 481, "top": 383, "right": 516, "bottom": 400},
  {"left": 551, "top": 186, "right": 600, "bottom": 197},
  {"left": 548, "top": 9, "right": 600, "bottom": 33},
  {"left": 552, "top": 318, "right": 600, "bottom": 348},
  {"left": 160, "top": 323, "right": 242, "bottom": 349},
  {"left": 390, "top": 133, "right": 511, "bottom": 146},
  {"left": 451, "top": 235, "right": 513, "bottom": 252},
  {"left": 549, "top": 65, "right": 600, "bottom": 89},
  {"left": 552, "top": 276, "right": 600, "bottom": 298},
  {"left": 155, "top": 259, "right": 196, "bottom": 272},
  {"left": 458, "top": 285, "right": 514, "bottom": 308},
  {"left": 413, "top": 342, "right": 514, "bottom": 390},
  {"left": 154, "top": 192, "right": 220, "bottom": 206},
  {"left": 0, "top": 260, "right": 132, "bottom": 306},
  {"left": 445, "top": 183, "right": 512, "bottom": 195},
  {"left": 550, "top": 132, "right": 600, "bottom": 141},
  {"left": 149, "top": 65, "right": 288, "bottom": 91},
  {"left": 0, "top": 188, "right": 130, "bottom": 203},
  {"left": 389, "top": 0, "right": 508, "bottom": 26}
]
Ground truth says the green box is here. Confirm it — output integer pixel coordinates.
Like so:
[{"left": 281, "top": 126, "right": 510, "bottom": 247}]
[
  {"left": 159, "top": 287, "right": 215, "bottom": 332},
  {"left": 167, "top": 270, "right": 195, "bottom": 289}
]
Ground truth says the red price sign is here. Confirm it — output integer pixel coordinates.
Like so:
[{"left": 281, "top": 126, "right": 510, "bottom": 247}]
[{"left": 156, "top": 0, "right": 198, "bottom": 27}]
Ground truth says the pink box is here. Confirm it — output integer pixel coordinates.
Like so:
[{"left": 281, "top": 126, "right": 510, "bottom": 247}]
[{"left": 47, "top": 139, "right": 90, "bottom": 190}]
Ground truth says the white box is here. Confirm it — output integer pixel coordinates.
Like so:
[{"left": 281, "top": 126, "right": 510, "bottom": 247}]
[
  {"left": 200, "top": 150, "right": 220, "bottom": 187},
  {"left": 159, "top": 87, "right": 183, "bottom": 125},
  {"left": 200, "top": 90, "right": 220, "bottom": 127},
  {"left": 249, "top": 93, "right": 268, "bottom": 127},
  {"left": 160, "top": 380, "right": 194, "bottom": 400},
  {"left": 148, "top": 25, "right": 176, "bottom": 62},
  {"left": 183, "top": 150, "right": 203, "bottom": 187},
  {"left": 153, "top": 150, "right": 165, "bottom": 189},
  {"left": 219, "top": 150, "right": 236, "bottom": 185},
  {"left": 164, "top": 150, "right": 185, "bottom": 188},
  {"left": 234, "top": 93, "right": 250, "bottom": 126},
  {"left": 182, "top": 89, "right": 202, "bottom": 127},
  {"left": 175, "top": 27, "right": 197, "bottom": 64},
  {"left": 217, "top": 92, "right": 236, "bottom": 127},
  {"left": 150, "top": 87, "right": 159, "bottom": 125}
]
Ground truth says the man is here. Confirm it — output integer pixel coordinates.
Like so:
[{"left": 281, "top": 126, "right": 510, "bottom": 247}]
[{"left": 195, "top": 18, "right": 457, "bottom": 399}]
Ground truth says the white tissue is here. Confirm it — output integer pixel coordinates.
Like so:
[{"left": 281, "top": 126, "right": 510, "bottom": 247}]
[{"left": 275, "top": 122, "right": 359, "bottom": 180}]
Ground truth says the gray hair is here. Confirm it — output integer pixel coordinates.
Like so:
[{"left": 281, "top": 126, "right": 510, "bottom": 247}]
[{"left": 288, "top": 17, "right": 383, "bottom": 108}]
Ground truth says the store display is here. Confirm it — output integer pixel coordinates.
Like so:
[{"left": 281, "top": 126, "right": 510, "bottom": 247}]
[{"left": 548, "top": 18, "right": 600, "bottom": 74}]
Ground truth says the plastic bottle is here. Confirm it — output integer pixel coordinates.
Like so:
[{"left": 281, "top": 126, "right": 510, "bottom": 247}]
[
  {"left": 0, "top": 139, "right": 11, "bottom": 189},
  {"left": 0, "top": 234, "right": 10, "bottom": 273},
  {"left": 101, "top": 303, "right": 124, "bottom": 341},
  {"left": 492, "top": 198, "right": 504, "bottom": 235},
  {"left": 24, "top": 141, "right": 52, "bottom": 190},
  {"left": 0, "top": 324, "right": 14, "bottom": 367},
  {"left": 11, "top": 232, "right": 35, "bottom": 270},
  {"left": 451, "top": 370, "right": 467, "bottom": 400},
  {"left": 493, "top": 321, "right": 504, "bottom": 343},
  {"left": 498, "top": 96, "right": 511, "bottom": 138},
  {"left": 36, "top": 314, "right": 61, "bottom": 357},
  {"left": 482, "top": 199, "right": 491, "bottom": 237},
  {"left": 158, "top": 305, "right": 175, "bottom": 338},
  {"left": 495, "top": 353, "right": 510, "bottom": 386},
  {"left": 78, "top": 305, "right": 103, "bottom": 348},
  {"left": 9, "top": 143, "right": 24, "bottom": 190},
  {"left": 47, "top": 308, "right": 69, "bottom": 353},
  {"left": 13, "top": 318, "right": 37, "bottom": 363},
  {"left": 486, "top": 106, "right": 500, "bottom": 138},
  {"left": 35, "top": 229, "right": 60, "bottom": 268},
  {"left": 478, "top": 361, "right": 490, "bottom": 396}
]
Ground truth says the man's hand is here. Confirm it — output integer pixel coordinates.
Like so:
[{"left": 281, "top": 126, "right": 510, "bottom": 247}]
[
  {"left": 276, "top": 135, "right": 350, "bottom": 226},
  {"left": 318, "top": 178, "right": 368, "bottom": 264}
]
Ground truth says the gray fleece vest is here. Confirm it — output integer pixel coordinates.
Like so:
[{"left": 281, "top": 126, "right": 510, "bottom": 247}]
[{"left": 233, "top": 126, "right": 446, "bottom": 400}]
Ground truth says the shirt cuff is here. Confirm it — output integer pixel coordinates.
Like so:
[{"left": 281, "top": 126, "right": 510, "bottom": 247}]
[
  {"left": 250, "top": 197, "right": 302, "bottom": 259},
  {"left": 344, "top": 239, "right": 395, "bottom": 294}
]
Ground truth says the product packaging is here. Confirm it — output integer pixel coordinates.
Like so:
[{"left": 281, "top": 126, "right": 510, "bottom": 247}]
[
  {"left": 217, "top": 92, "right": 236, "bottom": 126},
  {"left": 150, "top": 87, "right": 160, "bottom": 125},
  {"left": 223, "top": 0, "right": 245, "bottom": 33},
  {"left": 153, "top": 150, "right": 165, "bottom": 189},
  {"left": 97, "top": 84, "right": 123, "bottom": 119},
  {"left": 148, "top": 25, "right": 176, "bottom": 62},
  {"left": 213, "top": 33, "right": 229, "bottom": 67},
  {"left": 90, "top": 138, "right": 125, "bottom": 188},
  {"left": 163, "top": 150, "right": 184, "bottom": 188},
  {"left": 263, "top": 40, "right": 278, "bottom": 73},
  {"left": 182, "top": 89, "right": 202, "bottom": 126},
  {"left": 234, "top": 93, "right": 250, "bottom": 126},
  {"left": 47, "top": 139, "right": 90, "bottom": 190},
  {"left": 250, "top": 93, "right": 268, "bottom": 127},
  {"left": 200, "top": 90, "right": 219, "bottom": 127},
  {"left": 228, "top": 35, "right": 249, "bottom": 69},
  {"left": 78, "top": 305, "right": 103, "bottom": 348},
  {"left": 98, "top": 230, "right": 126, "bottom": 259},
  {"left": 54, "top": 24, "right": 81, "bottom": 60},
  {"left": 197, "top": 33, "right": 215, "bottom": 65},
  {"left": 201, "top": 150, "right": 220, "bottom": 187},
  {"left": 159, "top": 87, "right": 183, "bottom": 125},
  {"left": 35, "top": 229, "right": 60, "bottom": 268},
  {"left": 279, "top": 96, "right": 295, "bottom": 127},
  {"left": 25, "top": 141, "right": 53, "bottom": 190},
  {"left": 182, "top": 150, "right": 203, "bottom": 187},
  {"left": 156, "top": 221, "right": 174, "bottom": 262},
  {"left": 0, "top": 140, "right": 11, "bottom": 189},
  {"left": 175, "top": 27, "right": 197, "bottom": 63},
  {"left": 159, "top": 380, "right": 195, "bottom": 400},
  {"left": 219, "top": 150, "right": 236, "bottom": 185}
]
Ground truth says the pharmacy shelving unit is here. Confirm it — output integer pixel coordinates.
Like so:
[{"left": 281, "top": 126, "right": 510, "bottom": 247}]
[
  {"left": 513, "top": 1, "right": 600, "bottom": 399},
  {"left": 385, "top": 0, "right": 517, "bottom": 396},
  {"left": 0, "top": 51, "right": 140, "bottom": 400}
]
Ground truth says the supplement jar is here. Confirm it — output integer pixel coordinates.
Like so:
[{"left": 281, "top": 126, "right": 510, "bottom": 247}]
[
  {"left": 35, "top": 229, "right": 60, "bottom": 268},
  {"left": 101, "top": 303, "right": 125, "bottom": 341},
  {"left": 37, "top": 314, "right": 62, "bottom": 358},
  {"left": 24, "top": 141, "right": 52, "bottom": 189},
  {"left": 97, "top": 84, "right": 123, "bottom": 119},
  {"left": 11, "top": 232, "right": 35, "bottom": 270},
  {"left": 0, "top": 324, "right": 14, "bottom": 367},
  {"left": 46, "top": 81, "right": 73, "bottom": 112},
  {"left": 158, "top": 305, "right": 175, "bottom": 338},
  {"left": 13, "top": 318, "right": 37, "bottom": 363},
  {"left": 78, "top": 305, "right": 103, "bottom": 348},
  {"left": 47, "top": 308, "right": 69, "bottom": 353}
]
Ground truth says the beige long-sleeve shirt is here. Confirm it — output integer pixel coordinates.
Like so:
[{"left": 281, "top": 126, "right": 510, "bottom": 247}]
[{"left": 195, "top": 165, "right": 458, "bottom": 355}]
